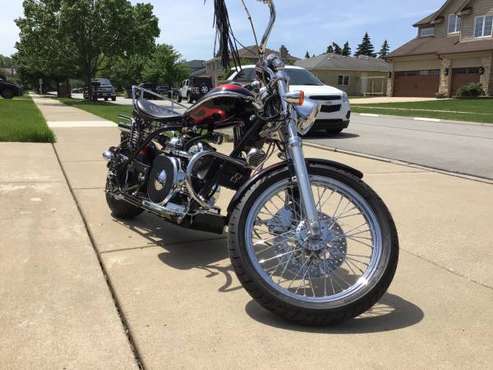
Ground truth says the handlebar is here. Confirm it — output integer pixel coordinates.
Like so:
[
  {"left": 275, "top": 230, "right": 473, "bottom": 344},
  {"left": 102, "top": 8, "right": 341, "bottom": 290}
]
[{"left": 258, "top": 0, "right": 276, "bottom": 56}]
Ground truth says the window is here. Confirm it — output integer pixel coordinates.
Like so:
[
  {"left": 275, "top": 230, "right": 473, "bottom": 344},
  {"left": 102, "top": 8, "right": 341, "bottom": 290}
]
[
  {"left": 233, "top": 68, "right": 256, "bottom": 82},
  {"left": 448, "top": 15, "right": 461, "bottom": 34},
  {"left": 338, "top": 75, "right": 350, "bottom": 86},
  {"left": 419, "top": 26, "right": 435, "bottom": 37},
  {"left": 474, "top": 16, "right": 493, "bottom": 38}
]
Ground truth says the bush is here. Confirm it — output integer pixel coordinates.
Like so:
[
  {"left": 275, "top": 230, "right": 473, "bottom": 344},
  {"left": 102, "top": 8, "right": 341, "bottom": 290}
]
[{"left": 456, "top": 83, "right": 485, "bottom": 98}]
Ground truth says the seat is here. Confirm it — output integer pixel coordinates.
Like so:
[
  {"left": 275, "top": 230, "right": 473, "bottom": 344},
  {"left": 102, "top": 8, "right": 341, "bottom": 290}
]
[{"left": 136, "top": 99, "right": 183, "bottom": 122}]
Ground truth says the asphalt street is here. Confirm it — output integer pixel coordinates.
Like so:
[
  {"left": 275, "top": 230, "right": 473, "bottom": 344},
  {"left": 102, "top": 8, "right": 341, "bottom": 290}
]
[
  {"left": 307, "top": 114, "right": 493, "bottom": 179},
  {"left": 71, "top": 94, "right": 493, "bottom": 179}
]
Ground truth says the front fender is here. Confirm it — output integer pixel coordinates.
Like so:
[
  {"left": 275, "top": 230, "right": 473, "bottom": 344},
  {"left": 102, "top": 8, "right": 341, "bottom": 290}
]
[{"left": 226, "top": 158, "right": 363, "bottom": 220}]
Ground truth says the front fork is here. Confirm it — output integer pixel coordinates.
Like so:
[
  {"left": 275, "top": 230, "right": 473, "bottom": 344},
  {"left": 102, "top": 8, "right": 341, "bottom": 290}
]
[{"left": 277, "top": 76, "right": 321, "bottom": 237}]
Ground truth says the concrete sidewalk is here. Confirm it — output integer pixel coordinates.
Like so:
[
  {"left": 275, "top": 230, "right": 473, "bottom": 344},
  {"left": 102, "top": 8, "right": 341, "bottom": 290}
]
[
  {"left": 0, "top": 143, "right": 137, "bottom": 368},
  {"left": 32, "top": 95, "right": 115, "bottom": 128}
]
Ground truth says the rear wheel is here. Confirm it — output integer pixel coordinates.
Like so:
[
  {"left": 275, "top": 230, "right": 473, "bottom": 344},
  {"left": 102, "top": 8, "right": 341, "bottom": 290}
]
[
  {"left": 228, "top": 166, "right": 398, "bottom": 326},
  {"left": 111, "top": 96, "right": 116, "bottom": 102},
  {"left": 105, "top": 180, "right": 143, "bottom": 220}
]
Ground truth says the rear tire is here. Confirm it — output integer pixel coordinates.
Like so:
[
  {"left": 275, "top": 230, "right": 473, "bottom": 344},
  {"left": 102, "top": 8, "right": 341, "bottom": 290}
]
[
  {"left": 111, "top": 96, "right": 116, "bottom": 101},
  {"left": 105, "top": 182, "right": 143, "bottom": 220},
  {"left": 228, "top": 165, "right": 399, "bottom": 326}
]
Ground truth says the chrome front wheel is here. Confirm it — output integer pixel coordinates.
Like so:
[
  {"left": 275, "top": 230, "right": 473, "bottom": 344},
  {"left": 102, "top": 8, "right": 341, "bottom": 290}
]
[{"left": 228, "top": 165, "right": 399, "bottom": 325}]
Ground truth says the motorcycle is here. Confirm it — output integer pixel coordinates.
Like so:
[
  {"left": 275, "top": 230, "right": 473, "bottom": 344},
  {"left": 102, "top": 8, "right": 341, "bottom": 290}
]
[{"left": 103, "top": 0, "right": 399, "bottom": 326}]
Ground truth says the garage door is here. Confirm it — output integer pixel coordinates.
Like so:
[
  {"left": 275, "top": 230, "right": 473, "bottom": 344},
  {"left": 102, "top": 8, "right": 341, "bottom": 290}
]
[
  {"left": 394, "top": 70, "right": 440, "bottom": 97},
  {"left": 451, "top": 67, "right": 481, "bottom": 96}
]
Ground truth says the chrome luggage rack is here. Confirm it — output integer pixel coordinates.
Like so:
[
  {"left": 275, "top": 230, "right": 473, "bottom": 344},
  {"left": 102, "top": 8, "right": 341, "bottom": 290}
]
[{"left": 131, "top": 85, "right": 188, "bottom": 112}]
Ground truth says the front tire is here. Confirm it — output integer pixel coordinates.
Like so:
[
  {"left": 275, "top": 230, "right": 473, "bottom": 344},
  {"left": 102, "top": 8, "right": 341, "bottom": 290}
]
[{"left": 228, "top": 165, "right": 398, "bottom": 326}]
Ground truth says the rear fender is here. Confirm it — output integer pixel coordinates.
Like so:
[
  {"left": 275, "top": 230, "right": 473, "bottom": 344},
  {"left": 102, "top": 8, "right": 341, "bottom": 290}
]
[{"left": 226, "top": 158, "right": 363, "bottom": 220}]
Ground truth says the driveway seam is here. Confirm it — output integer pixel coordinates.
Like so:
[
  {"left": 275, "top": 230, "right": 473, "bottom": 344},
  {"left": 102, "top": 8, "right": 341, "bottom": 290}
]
[
  {"left": 401, "top": 249, "right": 493, "bottom": 292},
  {"left": 50, "top": 143, "right": 146, "bottom": 370}
]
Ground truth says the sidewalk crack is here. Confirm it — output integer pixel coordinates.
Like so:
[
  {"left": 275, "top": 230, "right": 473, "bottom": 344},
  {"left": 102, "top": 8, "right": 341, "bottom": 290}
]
[{"left": 51, "top": 143, "right": 146, "bottom": 370}]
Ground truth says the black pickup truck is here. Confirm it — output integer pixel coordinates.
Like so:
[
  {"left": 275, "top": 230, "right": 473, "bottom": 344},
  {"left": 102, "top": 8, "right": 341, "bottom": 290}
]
[
  {"left": 0, "top": 79, "right": 23, "bottom": 99},
  {"left": 83, "top": 78, "right": 117, "bottom": 101}
]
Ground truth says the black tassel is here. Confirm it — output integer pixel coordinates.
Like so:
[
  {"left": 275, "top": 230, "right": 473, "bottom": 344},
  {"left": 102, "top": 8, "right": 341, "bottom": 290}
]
[{"left": 212, "top": 0, "right": 241, "bottom": 70}]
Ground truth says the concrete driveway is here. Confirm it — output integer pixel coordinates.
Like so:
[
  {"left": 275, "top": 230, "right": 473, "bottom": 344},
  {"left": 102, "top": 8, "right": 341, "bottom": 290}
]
[
  {"left": 307, "top": 114, "right": 493, "bottom": 180},
  {"left": 2, "top": 98, "right": 492, "bottom": 368}
]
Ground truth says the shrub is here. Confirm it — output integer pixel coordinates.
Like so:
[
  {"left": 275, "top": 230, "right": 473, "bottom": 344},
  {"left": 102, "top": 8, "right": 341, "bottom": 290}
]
[{"left": 456, "top": 83, "right": 485, "bottom": 98}]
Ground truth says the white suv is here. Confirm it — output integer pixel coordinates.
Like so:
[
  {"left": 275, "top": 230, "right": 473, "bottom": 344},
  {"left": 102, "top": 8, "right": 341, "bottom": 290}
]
[{"left": 227, "top": 65, "right": 351, "bottom": 135}]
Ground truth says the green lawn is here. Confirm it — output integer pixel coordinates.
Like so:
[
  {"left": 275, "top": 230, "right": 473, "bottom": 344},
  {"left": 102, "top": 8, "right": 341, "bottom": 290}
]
[
  {"left": 352, "top": 99, "right": 493, "bottom": 124},
  {"left": 0, "top": 97, "right": 55, "bottom": 142},
  {"left": 59, "top": 98, "right": 132, "bottom": 123}
]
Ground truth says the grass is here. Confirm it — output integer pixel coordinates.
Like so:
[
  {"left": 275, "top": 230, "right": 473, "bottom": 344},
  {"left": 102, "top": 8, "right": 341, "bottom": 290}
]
[
  {"left": 58, "top": 98, "right": 132, "bottom": 123},
  {"left": 0, "top": 96, "right": 55, "bottom": 142},
  {"left": 352, "top": 99, "right": 493, "bottom": 124}
]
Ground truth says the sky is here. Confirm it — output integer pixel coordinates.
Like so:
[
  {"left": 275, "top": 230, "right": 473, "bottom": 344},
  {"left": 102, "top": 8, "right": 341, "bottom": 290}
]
[{"left": 0, "top": 0, "right": 446, "bottom": 60}]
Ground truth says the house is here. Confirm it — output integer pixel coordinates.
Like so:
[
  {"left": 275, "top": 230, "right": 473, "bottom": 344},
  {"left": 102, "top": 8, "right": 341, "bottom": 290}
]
[
  {"left": 0, "top": 67, "right": 16, "bottom": 79},
  {"left": 295, "top": 54, "right": 391, "bottom": 96},
  {"left": 387, "top": 0, "right": 493, "bottom": 97},
  {"left": 185, "top": 60, "right": 207, "bottom": 74},
  {"left": 206, "top": 45, "right": 300, "bottom": 84}
]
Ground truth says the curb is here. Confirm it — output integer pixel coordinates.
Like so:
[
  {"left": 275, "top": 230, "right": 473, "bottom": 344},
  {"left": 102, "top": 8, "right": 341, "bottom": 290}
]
[
  {"left": 354, "top": 112, "right": 493, "bottom": 127},
  {"left": 304, "top": 142, "right": 493, "bottom": 185}
]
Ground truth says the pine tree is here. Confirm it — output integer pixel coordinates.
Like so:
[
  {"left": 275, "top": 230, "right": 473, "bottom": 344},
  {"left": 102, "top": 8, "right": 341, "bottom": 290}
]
[
  {"left": 355, "top": 32, "right": 376, "bottom": 57},
  {"left": 378, "top": 40, "right": 390, "bottom": 59},
  {"left": 279, "top": 45, "right": 289, "bottom": 62},
  {"left": 305, "top": 51, "right": 310, "bottom": 59},
  {"left": 342, "top": 42, "right": 351, "bottom": 56},
  {"left": 326, "top": 45, "right": 334, "bottom": 54},
  {"left": 332, "top": 42, "right": 342, "bottom": 55}
]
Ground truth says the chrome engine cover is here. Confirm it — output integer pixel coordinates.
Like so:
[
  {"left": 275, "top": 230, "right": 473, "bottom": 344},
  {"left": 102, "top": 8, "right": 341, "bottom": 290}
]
[{"left": 147, "top": 155, "right": 184, "bottom": 204}]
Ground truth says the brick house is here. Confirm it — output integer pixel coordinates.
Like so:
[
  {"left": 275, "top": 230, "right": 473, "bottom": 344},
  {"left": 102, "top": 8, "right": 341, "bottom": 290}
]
[{"left": 387, "top": 0, "right": 493, "bottom": 97}]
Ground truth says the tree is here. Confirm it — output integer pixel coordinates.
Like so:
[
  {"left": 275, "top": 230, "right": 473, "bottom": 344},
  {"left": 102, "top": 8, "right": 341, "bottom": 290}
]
[
  {"left": 59, "top": 0, "right": 160, "bottom": 96},
  {"left": 16, "top": 0, "right": 77, "bottom": 95},
  {"left": 342, "top": 42, "right": 351, "bottom": 57},
  {"left": 279, "top": 45, "right": 290, "bottom": 62},
  {"left": 332, "top": 42, "right": 342, "bottom": 55},
  {"left": 355, "top": 32, "right": 377, "bottom": 57},
  {"left": 16, "top": 0, "right": 160, "bottom": 97},
  {"left": 305, "top": 51, "right": 310, "bottom": 59},
  {"left": 326, "top": 45, "right": 334, "bottom": 54},
  {"left": 142, "top": 44, "right": 190, "bottom": 87},
  {"left": 0, "top": 55, "right": 14, "bottom": 68},
  {"left": 378, "top": 40, "right": 390, "bottom": 59}
]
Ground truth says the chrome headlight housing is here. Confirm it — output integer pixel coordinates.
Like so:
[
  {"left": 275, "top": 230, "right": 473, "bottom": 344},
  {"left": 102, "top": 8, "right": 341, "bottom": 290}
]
[{"left": 293, "top": 99, "right": 321, "bottom": 135}]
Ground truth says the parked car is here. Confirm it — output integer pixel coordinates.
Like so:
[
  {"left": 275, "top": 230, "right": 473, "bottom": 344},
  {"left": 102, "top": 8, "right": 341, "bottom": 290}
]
[
  {"left": 83, "top": 78, "right": 116, "bottom": 101},
  {"left": 227, "top": 65, "right": 351, "bottom": 135},
  {"left": 178, "top": 77, "right": 213, "bottom": 104},
  {"left": 0, "top": 78, "right": 23, "bottom": 99}
]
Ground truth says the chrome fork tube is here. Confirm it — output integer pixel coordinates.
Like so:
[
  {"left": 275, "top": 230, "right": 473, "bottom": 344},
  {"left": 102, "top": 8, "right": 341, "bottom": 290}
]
[{"left": 277, "top": 76, "right": 321, "bottom": 237}]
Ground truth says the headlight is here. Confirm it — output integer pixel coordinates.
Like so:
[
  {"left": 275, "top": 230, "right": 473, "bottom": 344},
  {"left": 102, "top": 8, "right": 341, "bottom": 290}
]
[
  {"left": 293, "top": 99, "right": 321, "bottom": 135},
  {"left": 342, "top": 92, "right": 349, "bottom": 103}
]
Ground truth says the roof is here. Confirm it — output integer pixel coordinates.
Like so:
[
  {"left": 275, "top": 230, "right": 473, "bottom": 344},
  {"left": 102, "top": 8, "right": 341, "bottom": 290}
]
[
  {"left": 388, "top": 35, "right": 493, "bottom": 58},
  {"left": 190, "top": 67, "right": 208, "bottom": 77},
  {"left": 413, "top": 0, "right": 473, "bottom": 27},
  {"left": 295, "top": 53, "right": 391, "bottom": 73},
  {"left": 185, "top": 60, "right": 206, "bottom": 70}
]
